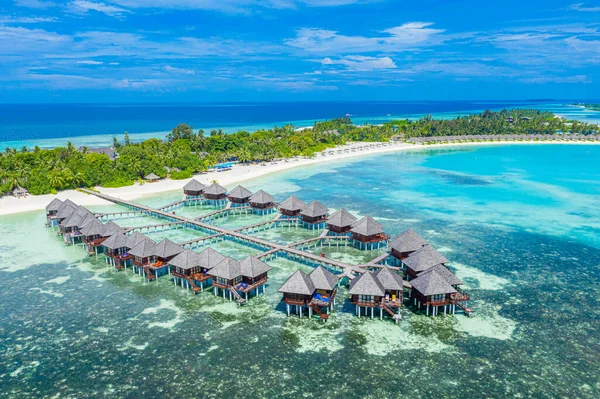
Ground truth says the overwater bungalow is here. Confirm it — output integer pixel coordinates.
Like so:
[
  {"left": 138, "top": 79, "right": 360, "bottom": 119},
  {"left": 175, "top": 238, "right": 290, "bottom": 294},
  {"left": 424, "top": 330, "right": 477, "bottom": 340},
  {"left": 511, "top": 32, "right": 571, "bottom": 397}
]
[
  {"left": 349, "top": 271, "right": 401, "bottom": 321},
  {"left": 300, "top": 200, "right": 329, "bottom": 229},
  {"left": 83, "top": 221, "right": 124, "bottom": 255},
  {"left": 169, "top": 249, "right": 206, "bottom": 292},
  {"left": 183, "top": 179, "right": 206, "bottom": 197},
  {"left": 238, "top": 255, "right": 272, "bottom": 300},
  {"left": 128, "top": 237, "right": 157, "bottom": 280},
  {"left": 402, "top": 244, "right": 449, "bottom": 279},
  {"left": 45, "top": 198, "right": 63, "bottom": 226},
  {"left": 228, "top": 185, "right": 253, "bottom": 205},
  {"left": 249, "top": 190, "right": 276, "bottom": 214},
  {"left": 350, "top": 216, "right": 389, "bottom": 250},
  {"left": 80, "top": 219, "right": 105, "bottom": 255},
  {"left": 203, "top": 182, "right": 228, "bottom": 204},
  {"left": 373, "top": 267, "right": 405, "bottom": 320},
  {"left": 145, "top": 173, "right": 160, "bottom": 182},
  {"left": 279, "top": 270, "right": 315, "bottom": 316},
  {"left": 279, "top": 196, "right": 306, "bottom": 217},
  {"left": 327, "top": 208, "right": 357, "bottom": 235},
  {"left": 307, "top": 266, "right": 338, "bottom": 320},
  {"left": 389, "top": 229, "right": 429, "bottom": 260},
  {"left": 152, "top": 238, "right": 184, "bottom": 278},
  {"left": 103, "top": 231, "right": 146, "bottom": 269},
  {"left": 409, "top": 270, "right": 458, "bottom": 316},
  {"left": 53, "top": 201, "right": 78, "bottom": 229},
  {"left": 208, "top": 257, "right": 247, "bottom": 303},
  {"left": 197, "top": 247, "right": 226, "bottom": 274},
  {"left": 60, "top": 206, "right": 96, "bottom": 244}
]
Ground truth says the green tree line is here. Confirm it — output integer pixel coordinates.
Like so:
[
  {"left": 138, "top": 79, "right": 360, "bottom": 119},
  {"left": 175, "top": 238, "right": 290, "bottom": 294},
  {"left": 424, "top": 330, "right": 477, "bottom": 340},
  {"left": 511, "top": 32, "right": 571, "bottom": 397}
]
[{"left": 1, "top": 110, "right": 597, "bottom": 196}]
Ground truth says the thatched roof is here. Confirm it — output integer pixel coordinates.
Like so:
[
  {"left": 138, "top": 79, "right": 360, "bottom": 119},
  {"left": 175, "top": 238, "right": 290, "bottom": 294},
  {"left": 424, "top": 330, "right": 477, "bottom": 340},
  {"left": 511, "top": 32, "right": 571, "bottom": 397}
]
[
  {"left": 55, "top": 203, "right": 77, "bottom": 219},
  {"left": 410, "top": 270, "right": 457, "bottom": 296},
  {"left": 101, "top": 233, "right": 130, "bottom": 250},
  {"left": 418, "top": 264, "right": 463, "bottom": 286},
  {"left": 80, "top": 219, "right": 104, "bottom": 236},
  {"left": 128, "top": 237, "right": 156, "bottom": 258},
  {"left": 327, "top": 208, "right": 357, "bottom": 228},
  {"left": 12, "top": 186, "right": 28, "bottom": 195},
  {"left": 183, "top": 179, "right": 206, "bottom": 192},
  {"left": 154, "top": 238, "right": 184, "bottom": 259},
  {"left": 309, "top": 266, "right": 338, "bottom": 291},
  {"left": 101, "top": 221, "right": 123, "bottom": 237},
  {"left": 279, "top": 196, "right": 306, "bottom": 212},
  {"left": 348, "top": 271, "right": 385, "bottom": 296},
  {"left": 249, "top": 190, "right": 275, "bottom": 205},
  {"left": 403, "top": 245, "right": 449, "bottom": 273},
  {"left": 228, "top": 185, "right": 253, "bottom": 200},
  {"left": 197, "top": 247, "right": 226, "bottom": 270},
  {"left": 209, "top": 257, "right": 241, "bottom": 280},
  {"left": 390, "top": 229, "right": 429, "bottom": 254},
  {"left": 169, "top": 249, "right": 201, "bottom": 270},
  {"left": 145, "top": 173, "right": 160, "bottom": 180},
  {"left": 300, "top": 200, "right": 328, "bottom": 218},
  {"left": 278, "top": 270, "right": 315, "bottom": 295},
  {"left": 374, "top": 266, "right": 404, "bottom": 291},
  {"left": 46, "top": 198, "right": 63, "bottom": 212},
  {"left": 240, "top": 256, "right": 272, "bottom": 278},
  {"left": 61, "top": 206, "right": 94, "bottom": 228},
  {"left": 204, "top": 182, "right": 228, "bottom": 196},
  {"left": 350, "top": 216, "right": 384, "bottom": 236},
  {"left": 126, "top": 232, "right": 148, "bottom": 249}
]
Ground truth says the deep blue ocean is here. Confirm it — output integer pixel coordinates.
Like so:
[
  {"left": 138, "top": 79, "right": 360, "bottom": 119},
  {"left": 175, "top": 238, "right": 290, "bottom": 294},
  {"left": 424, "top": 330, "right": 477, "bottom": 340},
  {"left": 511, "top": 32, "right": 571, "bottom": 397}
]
[{"left": 1, "top": 100, "right": 599, "bottom": 150}]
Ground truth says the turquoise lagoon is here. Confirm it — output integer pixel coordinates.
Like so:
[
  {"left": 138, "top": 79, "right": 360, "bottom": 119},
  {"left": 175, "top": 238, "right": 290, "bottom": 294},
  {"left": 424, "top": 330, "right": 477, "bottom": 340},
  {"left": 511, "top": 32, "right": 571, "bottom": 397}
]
[{"left": 1, "top": 144, "right": 600, "bottom": 398}]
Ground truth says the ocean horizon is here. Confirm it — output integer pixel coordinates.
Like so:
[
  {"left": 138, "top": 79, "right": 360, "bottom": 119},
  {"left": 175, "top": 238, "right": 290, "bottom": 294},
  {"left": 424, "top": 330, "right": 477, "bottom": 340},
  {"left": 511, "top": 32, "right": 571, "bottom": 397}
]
[{"left": 2, "top": 100, "right": 600, "bottom": 151}]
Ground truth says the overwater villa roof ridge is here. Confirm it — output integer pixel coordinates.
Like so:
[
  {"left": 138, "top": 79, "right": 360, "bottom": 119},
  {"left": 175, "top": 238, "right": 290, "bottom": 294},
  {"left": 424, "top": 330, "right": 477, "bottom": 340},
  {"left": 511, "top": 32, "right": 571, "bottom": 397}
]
[
  {"left": 410, "top": 270, "right": 457, "bottom": 296},
  {"left": 300, "top": 200, "right": 329, "bottom": 217},
  {"left": 128, "top": 237, "right": 156, "bottom": 258},
  {"left": 169, "top": 249, "right": 202, "bottom": 270},
  {"left": 309, "top": 266, "right": 338, "bottom": 291},
  {"left": 210, "top": 257, "right": 242, "bottom": 280},
  {"left": 403, "top": 244, "right": 449, "bottom": 273},
  {"left": 204, "top": 182, "right": 228, "bottom": 196},
  {"left": 279, "top": 195, "right": 306, "bottom": 212},
  {"left": 228, "top": 185, "right": 253, "bottom": 200},
  {"left": 184, "top": 179, "right": 206, "bottom": 192},
  {"left": 197, "top": 247, "right": 227, "bottom": 270},
  {"left": 45, "top": 198, "right": 63, "bottom": 212},
  {"left": 350, "top": 216, "right": 385, "bottom": 236},
  {"left": 390, "top": 228, "right": 429, "bottom": 255},
  {"left": 348, "top": 271, "right": 385, "bottom": 297},
  {"left": 327, "top": 208, "right": 357, "bottom": 228},
  {"left": 240, "top": 255, "right": 272, "bottom": 278},
  {"left": 278, "top": 270, "right": 315, "bottom": 295},
  {"left": 154, "top": 238, "right": 184, "bottom": 259}
]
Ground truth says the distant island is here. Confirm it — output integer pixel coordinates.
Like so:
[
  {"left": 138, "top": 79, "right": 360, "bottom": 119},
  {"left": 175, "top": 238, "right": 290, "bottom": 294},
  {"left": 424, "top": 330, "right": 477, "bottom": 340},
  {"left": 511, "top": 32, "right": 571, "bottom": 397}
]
[
  {"left": 1, "top": 109, "right": 598, "bottom": 196},
  {"left": 567, "top": 103, "right": 600, "bottom": 111}
]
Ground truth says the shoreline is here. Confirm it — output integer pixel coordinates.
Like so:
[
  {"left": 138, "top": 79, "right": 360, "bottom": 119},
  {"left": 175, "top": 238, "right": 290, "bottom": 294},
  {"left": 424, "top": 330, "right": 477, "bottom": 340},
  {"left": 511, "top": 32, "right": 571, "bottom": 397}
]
[{"left": 1, "top": 140, "right": 599, "bottom": 217}]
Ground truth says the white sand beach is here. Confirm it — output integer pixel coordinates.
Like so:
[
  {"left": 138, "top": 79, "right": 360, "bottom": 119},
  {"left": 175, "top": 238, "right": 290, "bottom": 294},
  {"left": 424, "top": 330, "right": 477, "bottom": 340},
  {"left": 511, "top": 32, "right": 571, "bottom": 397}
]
[{"left": 1, "top": 140, "right": 598, "bottom": 217}]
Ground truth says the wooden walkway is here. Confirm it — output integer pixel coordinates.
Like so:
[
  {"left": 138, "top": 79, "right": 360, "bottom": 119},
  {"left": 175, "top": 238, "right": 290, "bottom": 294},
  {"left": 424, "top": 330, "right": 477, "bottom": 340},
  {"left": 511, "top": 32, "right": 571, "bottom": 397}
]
[{"left": 82, "top": 190, "right": 372, "bottom": 275}]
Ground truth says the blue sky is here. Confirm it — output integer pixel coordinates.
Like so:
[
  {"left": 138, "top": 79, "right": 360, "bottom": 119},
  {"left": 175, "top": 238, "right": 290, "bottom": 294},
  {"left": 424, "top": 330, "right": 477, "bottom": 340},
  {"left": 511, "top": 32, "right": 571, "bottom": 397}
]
[{"left": 0, "top": 0, "right": 599, "bottom": 102}]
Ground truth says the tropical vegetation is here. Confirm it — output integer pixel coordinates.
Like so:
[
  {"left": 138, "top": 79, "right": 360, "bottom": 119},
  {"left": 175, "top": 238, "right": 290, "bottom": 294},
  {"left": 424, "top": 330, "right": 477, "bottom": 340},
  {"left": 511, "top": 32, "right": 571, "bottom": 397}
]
[{"left": 1, "top": 109, "right": 597, "bottom": 196}]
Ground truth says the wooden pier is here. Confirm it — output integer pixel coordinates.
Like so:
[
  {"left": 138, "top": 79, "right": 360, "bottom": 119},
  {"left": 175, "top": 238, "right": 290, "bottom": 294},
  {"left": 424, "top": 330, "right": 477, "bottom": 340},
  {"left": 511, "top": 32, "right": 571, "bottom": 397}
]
[{"left": 80, "top": 190, "right": 370, "bottom": 275}]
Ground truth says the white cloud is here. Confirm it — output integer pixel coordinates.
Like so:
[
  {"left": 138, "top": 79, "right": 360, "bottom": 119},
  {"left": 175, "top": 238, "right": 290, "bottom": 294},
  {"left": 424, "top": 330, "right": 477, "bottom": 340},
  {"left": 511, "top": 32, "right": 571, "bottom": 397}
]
[
  {"left": 77, "top": 60, "right": 103, "bottom": 64},
  {"left": 320, "top": 55, "right": 397, "bottom": 71},
  {"left": 14, "top": 0, "right": 57, "bottom": 8},
  {"left": 0, "top": 15, "right": 57, "bottom": 23},
  {"left": 68, "top": 0, "right": 131, "bottom": 17},
  {"left": 522, "top": 75, "right": 590, "bottom": 83},
  {"left": 285, "top": 22, "right": 446, "bottom": 54},
  {"left": 569, "top": 3, "right": 600, "bottom": 12},
  {"left": 164, "top": 65, "right": 195, "bottom": 75}
]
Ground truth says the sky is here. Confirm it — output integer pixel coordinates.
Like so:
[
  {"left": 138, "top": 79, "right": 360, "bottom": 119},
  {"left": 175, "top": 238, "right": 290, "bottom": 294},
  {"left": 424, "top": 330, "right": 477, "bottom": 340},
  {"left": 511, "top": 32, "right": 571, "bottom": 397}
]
[{"left": 0, "top": 0, "right": 599, "bottom": 103}]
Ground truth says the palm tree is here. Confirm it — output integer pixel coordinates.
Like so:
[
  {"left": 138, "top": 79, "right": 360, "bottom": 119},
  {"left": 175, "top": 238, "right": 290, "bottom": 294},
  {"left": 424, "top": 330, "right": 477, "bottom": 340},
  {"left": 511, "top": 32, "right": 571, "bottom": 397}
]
[{"left": 49, "top": 169, "right": 65, "bottom": 189}]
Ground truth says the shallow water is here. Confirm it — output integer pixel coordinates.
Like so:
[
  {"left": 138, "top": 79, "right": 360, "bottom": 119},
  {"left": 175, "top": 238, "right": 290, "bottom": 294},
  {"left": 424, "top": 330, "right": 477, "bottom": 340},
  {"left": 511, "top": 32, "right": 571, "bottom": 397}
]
[{"left": 1, "top": 144, "right": 600, "bottom": 398}]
